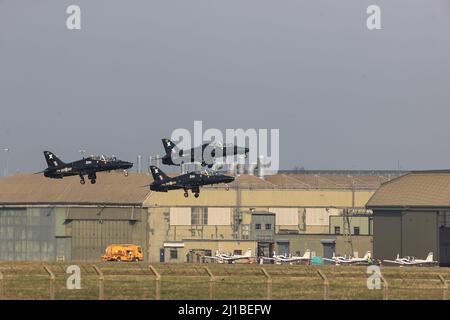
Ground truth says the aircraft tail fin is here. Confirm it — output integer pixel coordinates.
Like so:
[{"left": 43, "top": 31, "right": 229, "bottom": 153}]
[
  {"left": 426, "top": 252, "right": 433, "bottom": 262},
  {"left": 162, "top": 138, "right": 179, "bottom": 156},
  {"left": 150, "top": 166, "right": 169, "bottom": 181},
  {"left": 363, "top": 251, "right": 372, "bottom": 260},
  {"left": 303, "top": 250, "right": 311, "bottom": 259},
  {"left": 43, "top": 151, "right": 65, "bottom": 168}
]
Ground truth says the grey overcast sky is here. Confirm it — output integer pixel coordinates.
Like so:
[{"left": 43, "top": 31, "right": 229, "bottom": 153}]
[{"left": 1, "top": 0, "right": 450, "bottom": 174}]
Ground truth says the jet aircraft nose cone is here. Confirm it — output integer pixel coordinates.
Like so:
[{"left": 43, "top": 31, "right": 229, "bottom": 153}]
[
  {"left": 224, "top": 175, "right": 235, "bottom": 183},
  {"left": 123, "top": 161, "right": 134, "bottom": 169}
]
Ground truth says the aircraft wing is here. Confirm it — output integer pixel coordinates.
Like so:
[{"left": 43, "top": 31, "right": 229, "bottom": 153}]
[
  {"left": 383, "top": 260, "right": 402, "bottom": 264},
  {"left": 285, "top": 257, "right": 306, "bottom": 262},
  {"left": 232, "top": 256, "right": 253, "bottom": 260},
  {"left": 203, "top": 256, "right": 220, "bottom": 260},
  {"left": 407, "top": 260, "right": 436, "bottom": 265},
  {"left": 339, "top": 260, "right": 355, "bottom": 264},
  {"left": 223, "top": 256, "right": 253, "bottom": 261}
]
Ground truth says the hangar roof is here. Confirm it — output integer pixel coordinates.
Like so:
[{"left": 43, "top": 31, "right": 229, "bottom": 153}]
[
  {"left": 261, "top": 173, "right": 391, "bottom": 190},
  {"left": 0, "top": 172, "right": 152, "bottom": 206},
  {"left": 0, "top": 171, "right": 395, "bottom": 206},
  {"left": 366, "top": 170, "right": 450, "bottom": 208}
]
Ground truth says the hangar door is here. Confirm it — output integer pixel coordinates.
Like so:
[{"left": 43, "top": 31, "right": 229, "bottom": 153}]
[
  {"left": 71, "top": 220, "right": 134, "bottom": 261},
  {"left": 401, "top": 211, "right": 438, "bottom": 259},
  {"left": 0, "top": 208, "right": 56, "bottom": 261}
]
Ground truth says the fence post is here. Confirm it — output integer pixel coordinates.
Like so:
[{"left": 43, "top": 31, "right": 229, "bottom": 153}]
[
  {"left": 261, "top": 268, "right": 272, "bottom": 300},
  {"left": 93, "top": 265, "right": 105, "bottom": 300},
  {"left": 0, "top": 271, "right": 4, "bottom": 300},
  {"left": 380, "top": 274, "right": 389, "bottom": 300},
  {"left": 438, "top": 274, "right": 448, "bottom": 300},
  {"left": 43, "top": 265, "right": 56, "bottom": 300},
  {"left": 149, "top": 265, "right": 161, "bottom": 300},
  {"left": 204, "top": 267, "right": 216, "bottom": 300},
  {"left": 317, "top": 270, "right": 329, "bottom": 300}
]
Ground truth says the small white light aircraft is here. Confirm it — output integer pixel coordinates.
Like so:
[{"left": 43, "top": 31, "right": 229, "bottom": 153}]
[
  {"left": 383, "top": 252, "right": 438, "bottom": 266},
  {"left": 323, "top": 251, "right": 372, "bottom": 265},
  {"left": 203, "top": 249, "right": 254, "bottom": 264},
  {"left": 264, "top": 250, "right": 311, "bottom": 265}
]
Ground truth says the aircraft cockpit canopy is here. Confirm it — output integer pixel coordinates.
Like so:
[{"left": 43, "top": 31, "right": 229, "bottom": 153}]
[
  {"left": 209, "top": 141, "right": 235, "bottom": 149},
  {"left": 88, "top": 155, "right": 117, "bottom": 162}
]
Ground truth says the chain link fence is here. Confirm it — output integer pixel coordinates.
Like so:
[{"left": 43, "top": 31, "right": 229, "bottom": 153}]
[{"left": 0, "top": 262, "right": 448, "bottom": 300}]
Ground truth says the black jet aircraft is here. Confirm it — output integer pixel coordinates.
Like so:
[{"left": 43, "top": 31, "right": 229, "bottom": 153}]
[
  {"left": 40, "top": 151, "right": 133, "bottom": 184},
  {"left": 149, "top": 165, "right": 235, "bottom": 198},
  {"left": 160, "top": 138, "right": 249, "bottom": 168}
]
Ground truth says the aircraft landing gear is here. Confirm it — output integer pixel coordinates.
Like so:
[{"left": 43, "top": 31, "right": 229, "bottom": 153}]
[
  {"left": 79, "top": 175, "right": 85, "bottom": 185},
  {"left": 184, "top": 189, "right": 189, "bottom": 198},
  {"left": 225, "top": 184, "right": 230, "bottom": 191},
  {"left": 192, "top": 187, "right": 200, "bottom": 198},
  {"left": 124, "top": 170, "right": 128, "bottom": 177},
  {"left": 88, "top": 173, "right": 97, "bottom": 184}
]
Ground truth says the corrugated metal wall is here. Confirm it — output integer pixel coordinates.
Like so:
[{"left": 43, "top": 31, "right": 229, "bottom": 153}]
[
  {"left": 0, "top": 208, "right": 56, "bottom": 261},
  {"left": 71, "top": 220, "right": 134, "bottom": 261},
  {"left": 0, "top": 206, "right": 147, "bottom": 262}
]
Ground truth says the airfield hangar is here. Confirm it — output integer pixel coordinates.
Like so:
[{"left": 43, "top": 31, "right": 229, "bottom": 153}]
[
  {"left": 367, "top": 171, "right": 450, "bottom": 267},
  {"left": 0, "top": 171, "right": 399, "bottom": 263}
]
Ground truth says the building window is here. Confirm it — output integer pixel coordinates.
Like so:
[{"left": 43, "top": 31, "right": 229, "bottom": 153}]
[
  {"left": 265, "top": 224, "right": 272, "bottom": 230},
  {"left": 353, "top": 227, "right": 360, "bottom": 235},
  {"left": 191, "top": 207, "right": 208, "bottom": 225},
  {"left": 170, "top": 249, "right": 178, "bottom": 260},
  {"left": 334, "top": 226, "right": 341, "bottom": 234},
  {"left": 255, "top": 223, "right": 261, "bottom": 230}
]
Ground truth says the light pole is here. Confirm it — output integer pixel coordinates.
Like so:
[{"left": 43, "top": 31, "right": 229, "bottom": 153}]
[{"left": 3, "top": 148, "right": 10, "bottom": 177}]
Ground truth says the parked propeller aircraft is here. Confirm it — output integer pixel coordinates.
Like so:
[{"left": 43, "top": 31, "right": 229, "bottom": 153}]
[
  {"left": 383, "top": 252, "right": 437, "bottom": 266},
  {"left": 203, "top": 249, "right": 254, "bottom": 264},
  {"left": 323, "top": 251, "right": 372, "bottom": 265},
  {"left": 264, "top": 250, "right": 311, "bottom": 265}
]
